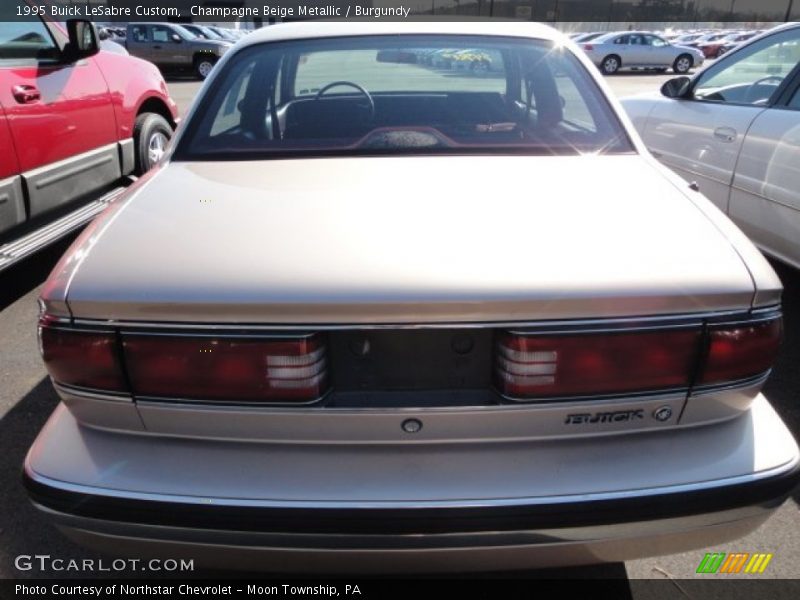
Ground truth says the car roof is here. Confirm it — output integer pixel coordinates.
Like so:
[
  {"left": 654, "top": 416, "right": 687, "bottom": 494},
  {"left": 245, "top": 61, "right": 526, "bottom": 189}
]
[{"left": 236, "top": 21, "right": 562, "bottom": 48}]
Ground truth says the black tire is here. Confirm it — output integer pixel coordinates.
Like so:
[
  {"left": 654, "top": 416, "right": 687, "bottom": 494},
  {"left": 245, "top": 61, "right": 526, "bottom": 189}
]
[
  {"left": 133, "top": 113, "right": 172, "bottom": 175},
  {"left": 673, "top": 54, "right": 693, "bottom": 74},
  {"left": 194, "top": 55, "right": 217, "bottom": 80},
  {"left": 600, "top": 55, "right": 621, "bottom": 75}
]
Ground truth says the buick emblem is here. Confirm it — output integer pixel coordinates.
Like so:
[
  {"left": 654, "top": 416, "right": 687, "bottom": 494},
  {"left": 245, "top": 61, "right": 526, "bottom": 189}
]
[{"left": 653, "top": 406, "right": 673, "bottom": 422}]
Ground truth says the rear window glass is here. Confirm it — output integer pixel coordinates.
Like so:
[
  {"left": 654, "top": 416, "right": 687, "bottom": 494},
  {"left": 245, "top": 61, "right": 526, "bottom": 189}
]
[{"left": 177, "top": 35, "right": 633, "bottom": 160}]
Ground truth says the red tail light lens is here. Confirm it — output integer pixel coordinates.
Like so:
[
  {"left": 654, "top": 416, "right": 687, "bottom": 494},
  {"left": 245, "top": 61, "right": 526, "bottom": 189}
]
[
  {"left": 122, "top": 334, "right": 327, "bottom": 402},
  {"left": 39, "top": 322, "right": 127, "bottom": 392},
  {"left": 699, "top": 318, "right": 782, "bottom": 385},
  {"left": 582, "top": 44, "right": 594, "bottom": 51},
  {"left": 495, "top": 329, "right": 701, "bottom": 400}
]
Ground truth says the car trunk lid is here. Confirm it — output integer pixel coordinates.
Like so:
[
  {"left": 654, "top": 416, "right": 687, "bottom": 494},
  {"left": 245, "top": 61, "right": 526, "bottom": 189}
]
[{"left": 64, "top": 155, "right": 755, "bottom": 323}]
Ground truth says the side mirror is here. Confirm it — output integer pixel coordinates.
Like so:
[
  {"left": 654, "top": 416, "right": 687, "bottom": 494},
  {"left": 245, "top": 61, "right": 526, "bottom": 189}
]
[
  {"left": 661, "top": 76, "right": 691, "bottom": 99},
  {"left": 172, "top": 34, "right": 182, "bottom": 43},
  {"left": 64, "top": 20, "right": 99, "bottom": 61},
  {"left": 97, "top": 28, "right": 109, "bottom": 41}
]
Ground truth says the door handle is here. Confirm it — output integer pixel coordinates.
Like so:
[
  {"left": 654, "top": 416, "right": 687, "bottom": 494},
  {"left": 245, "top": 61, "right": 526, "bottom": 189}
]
[
  {"left": 153, "top": 45, "right": 162, "bottom": 50},
  {"left": 713, "top": 126, "right": 737, "bottom": 143},
  {"left": 11, "top": 84, "right": 41, "bottom": 104}
]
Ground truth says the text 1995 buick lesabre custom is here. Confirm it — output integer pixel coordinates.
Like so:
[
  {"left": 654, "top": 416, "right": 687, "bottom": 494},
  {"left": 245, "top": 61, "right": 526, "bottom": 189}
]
[{"left": 24, "top": 22, "right": 799, "bottom": 572}]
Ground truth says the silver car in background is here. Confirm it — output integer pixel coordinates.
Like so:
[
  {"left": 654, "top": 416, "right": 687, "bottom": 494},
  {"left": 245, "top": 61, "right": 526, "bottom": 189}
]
[
  {"left": 24, "top": 22, "right": 799, "bottom": 573},
  {"left": 622, "top": 23, "right": 800, "bottom": 271},
  {"left": 580, "top": 31, "right": 705, "bottom": 74}
]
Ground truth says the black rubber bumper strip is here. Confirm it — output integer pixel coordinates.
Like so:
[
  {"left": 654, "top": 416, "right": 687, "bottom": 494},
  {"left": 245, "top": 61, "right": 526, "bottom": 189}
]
[{"left": 23, "top": 463, "right": 800, "bottom": 535}]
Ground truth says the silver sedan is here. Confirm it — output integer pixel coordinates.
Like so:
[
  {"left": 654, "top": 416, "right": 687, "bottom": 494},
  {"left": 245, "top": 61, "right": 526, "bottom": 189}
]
[
  {"left": 579, "top": 31, "right": 705, "bottom": 74},
  {"left": 24, "top": 21, "right": 799, "bottom": 573}
]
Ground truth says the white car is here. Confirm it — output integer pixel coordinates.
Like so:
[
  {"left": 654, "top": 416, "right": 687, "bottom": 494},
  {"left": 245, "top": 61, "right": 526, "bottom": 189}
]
[
  {"left": 579, "top": 31, "right": 705, "bottom": 75},
  {"left": 622, "top": 23, "right": 800, "bottom": 270}
]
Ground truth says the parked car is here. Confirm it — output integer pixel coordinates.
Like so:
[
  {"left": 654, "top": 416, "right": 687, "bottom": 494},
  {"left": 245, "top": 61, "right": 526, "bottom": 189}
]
[
  {"left": 673, "top": 33, "right": 706, "bottom": 45},
  {"left": 698, "top": 32, "right": 744, "bottom": 58},
  {"left": 125, "top": 22, "right": 231, "bottom": 80},
  {"left": 685, "top": 31, "right": 731, "bottom": 49},
  {"left": 622, "top": 23, "right": 800, "bottom": 271},
  {"left": 25, "top": 21, "right": 799, "bottom": 573},
  {"left": 0, "top": 17, "right": 178, "bottom": 237},
  {"left": 580, "top": 31, "right": 705, "bottom": 74},
  {"left": 208, "top": 26, "right": 241, "bottom": 42},
  {"left": 572, "top": 32, "right": 604, "bottom": 43},
  {"left": 718, "top": 31, "right": 761, "bottom": 57},
  {"left": 181, "top": 23, "right": 227, "bottom": 43}
]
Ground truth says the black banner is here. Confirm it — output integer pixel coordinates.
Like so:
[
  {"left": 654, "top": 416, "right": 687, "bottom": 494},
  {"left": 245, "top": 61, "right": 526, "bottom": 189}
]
[
  {"left": 3, "top": 578, "right": 800, "bottom": 600},
  {"left": 1, "top": 0, "right": 799, "bottom": 23}
]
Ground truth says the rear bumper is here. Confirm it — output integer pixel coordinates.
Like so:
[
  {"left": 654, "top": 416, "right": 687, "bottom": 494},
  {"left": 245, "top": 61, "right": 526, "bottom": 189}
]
[{"left": 23, "top": 395, "right": 800, "bottom": 572}]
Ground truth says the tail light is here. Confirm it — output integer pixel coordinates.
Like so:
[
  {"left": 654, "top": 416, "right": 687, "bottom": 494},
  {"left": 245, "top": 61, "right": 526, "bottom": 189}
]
[
  {"left": 496, "top": 314, "right": 782, "bottom": 401},
  {"left": 122, "top": 334, "right": 327, "bottom": 402},
  {"left": 495, "top": 329, "right": 700, "bottom": 400},
  {"left": 582, "top": 43, "right": 594, "bottom": 51},
  {"left": 38, "top": 320, "right": 127, "bottom": 392},
  {"left": 699, "top": 318, "right": 782, "bottom": 386}
]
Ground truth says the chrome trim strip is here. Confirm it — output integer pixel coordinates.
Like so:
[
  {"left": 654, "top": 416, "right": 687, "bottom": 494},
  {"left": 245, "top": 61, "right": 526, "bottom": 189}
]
[
  {"left": 43, "top": 325, "right": 116, "bottom": 334},
  {"left": 121, "top": 330, "right": 317, "bottom": 339},
  {"left": 23, "top": 452, "right": 800, "bottom": 510},
  {"left": 690, "top": 372, "right": 771, "bottom": 396},
  {"left": 134, "top": 387, "right": 332, "bottom": 408},
  {"left": 494, "top": 386, "right": 688, "bottom": 405},
  {"left": 70, "top": 309, "right": 757, "bottom": 332},
  {"left": 707, "top": 312, "right": 782, "bottom": 327},
  {"left": 54, "top": 382, "right": 132, "bottom": 403},
  {"left": 127, "top": 392, "right": 683, "bottom": 418},
  {"left": 39, "top": 315, "right": 71, "bottom": 325},
  {"left": 506, "top": 321, "right": 704, "bottom": 336},
  {"left": 751, "top": 304, "right": 782, "bottom": 315},
  {"left": 59, "top": 373, "right": 766, "bottom": 413}
]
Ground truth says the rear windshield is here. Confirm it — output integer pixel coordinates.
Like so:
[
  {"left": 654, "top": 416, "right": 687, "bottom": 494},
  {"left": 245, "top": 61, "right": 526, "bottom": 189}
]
[{"left": 176, "top": 35, "right": 634, "bottom": 160}]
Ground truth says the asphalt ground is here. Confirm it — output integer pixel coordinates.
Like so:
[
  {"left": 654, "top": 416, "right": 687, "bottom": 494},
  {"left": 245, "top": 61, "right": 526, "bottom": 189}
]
[{"left": 1, "top": 68, "right": 798, "bottom": 585}]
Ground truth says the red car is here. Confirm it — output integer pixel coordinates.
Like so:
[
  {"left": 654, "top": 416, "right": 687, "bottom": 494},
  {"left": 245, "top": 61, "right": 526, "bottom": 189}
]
[{"left": 0, "top": 15, "right": 178, "bottom": 240}]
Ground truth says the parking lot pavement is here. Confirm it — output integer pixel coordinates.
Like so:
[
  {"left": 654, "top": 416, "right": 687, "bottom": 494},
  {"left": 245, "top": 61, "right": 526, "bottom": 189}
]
[{"left": 1, "top": 68, "right": 797, "bottom": 583}]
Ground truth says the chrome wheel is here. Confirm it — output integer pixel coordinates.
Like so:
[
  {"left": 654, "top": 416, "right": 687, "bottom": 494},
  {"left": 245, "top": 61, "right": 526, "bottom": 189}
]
[
  {"left": 602, "top": 57, "right": 619, "bottom": 75},
  {"left": 674, "top": 56, "right": 692, "bottom": 73},
  {"left": 148, "top": 131, "right": 168, "bottom": 165},
  {"left": 197, "top": 60, "right": 214, "bottom": 79}
]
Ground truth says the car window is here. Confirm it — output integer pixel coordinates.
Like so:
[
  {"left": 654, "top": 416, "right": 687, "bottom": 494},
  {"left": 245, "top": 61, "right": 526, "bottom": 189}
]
[
  {"left": 789, "top": 87, "right": 800, "bottom": 110},
  {"left": 614, "top": 36, "right": 629, "bottom": 45},
  {"left": 209, "top": 61, "right": 255, "bottom": 136},
  {"left": 694, "top": 28, "right": 800, "bottom": 106},
  {"left": 549, "top": 60, "right": 598, "bottom": 134},
  {"left": 152, "top": 26, "right": 172, "bottom": 44},
  {"left": 648, "top": 36, "right": 668, "bottom": 47},
  {"left": 294, "top": 48, "right": 505, "bottom": 96},
  {"left": 0, "top": 20, "right": 59, "bottom": 64},
  {"left": 178, "top": 35, "right": 633, "bottom": 160},
  {"left": 131, "top": 25, "right": 149, "bottom": 43}
]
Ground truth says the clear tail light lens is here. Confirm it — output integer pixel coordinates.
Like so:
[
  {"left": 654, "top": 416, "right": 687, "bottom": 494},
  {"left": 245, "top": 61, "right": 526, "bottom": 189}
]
[
  {"left": 38, "top": 321, "right": 127, "bottom": 392},
  {"left": 496, "top": 329, "right": 701, "bottom": 400},
  {"left": 699, "top": 318, "right": 782, "bottom": 385},
  {"left": 122, "top": 334, "right": 327, "bottom": 402}
]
